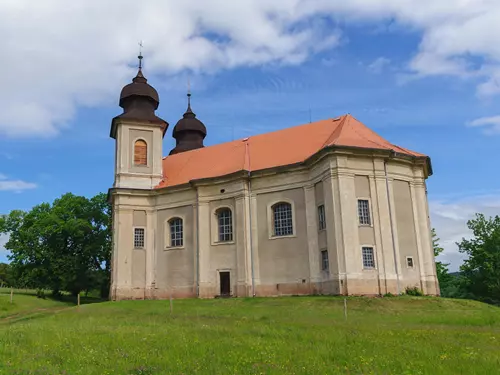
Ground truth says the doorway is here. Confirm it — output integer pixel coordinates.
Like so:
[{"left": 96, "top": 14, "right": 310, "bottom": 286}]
[{"left": 219, "top": 271, "right": 231, "bottom": 297}]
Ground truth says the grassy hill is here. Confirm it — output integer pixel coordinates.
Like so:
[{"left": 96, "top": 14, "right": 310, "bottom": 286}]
[{"left": 0, "top": 293, "right": 499, "bottom": 375}]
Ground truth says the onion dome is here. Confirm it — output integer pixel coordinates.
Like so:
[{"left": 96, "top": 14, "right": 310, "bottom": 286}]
[
  {"left": 119, "top": 68, "right": 159, "bottom": 110},
  {"left": 169, "top": 92, "right": 207, "bottom": 155},
  {"left": 110, "top": 54, "right": 168, "bottom": 139}
]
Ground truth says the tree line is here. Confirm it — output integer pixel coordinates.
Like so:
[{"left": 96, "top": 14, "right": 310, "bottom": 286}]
[
  {"left": 0, "top": 192, "right": 111, "bottom": 298},
  {"left": 433, "top": 214, "right": 500, "bottom": 305},
  {"left": 1, "top": 192, "right": 499, "bottom": 304}
]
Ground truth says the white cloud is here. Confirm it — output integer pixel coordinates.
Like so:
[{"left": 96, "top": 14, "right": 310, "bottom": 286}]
[
  {"left": 2, "top": 1, "right": 500, "bottom": 137},
  {"left": 368, "top": 57, "right": 391, "bottom": 74},
  {"left": 429, "top": 192, "right": 500, "bottom": 272},
  {"left": 467, "top": 115, "right": 500, "bottom": 134},
  {"left": 0, "top": 174, "right": 37, "bottom": 193}
]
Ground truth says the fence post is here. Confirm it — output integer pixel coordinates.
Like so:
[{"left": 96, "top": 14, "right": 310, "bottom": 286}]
[
  {"left": 169, "top": 288, "right": 173, "bottom": 315},
  {"left": 10, "top": 287, "right": 13, "bottom": 304},
  {"left": 344, "top": 298, "right": 347, "bottom": 320},
  {"left": 77, "top": 293, "right": 80, "bottom": 308}
]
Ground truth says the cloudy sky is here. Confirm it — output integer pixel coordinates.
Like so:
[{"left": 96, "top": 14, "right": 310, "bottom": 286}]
[{"left": 1, "top": 0, "right": 499, "bottom": 270}]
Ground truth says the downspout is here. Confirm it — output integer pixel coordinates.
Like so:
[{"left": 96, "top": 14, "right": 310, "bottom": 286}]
[
  {"left": 384, "top": 158, "right": 400, "bottom": 295},
  {"left": 196, "top": 187, "right": 200, "bottom": 297},
  {"left": 244, "top": 139, "right": 256, "bottom": 297}
]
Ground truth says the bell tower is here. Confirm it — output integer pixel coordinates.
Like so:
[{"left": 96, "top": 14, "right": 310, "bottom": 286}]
[{"left": 110, "top": 54, "right": 168, "bottom": 189}]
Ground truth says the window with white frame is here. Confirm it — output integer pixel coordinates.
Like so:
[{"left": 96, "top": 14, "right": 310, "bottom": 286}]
[
  {"left": 134, "top": 228, "right": 145, "bottom": 248},
  {"left": 321, "top": 250, "right": 329, "bottom": 272},
  {"left": 217, "top": 208, "right": 233, "bottom": 242},
  {"left": 272, "top": 202, "right": 293, "bottom": 236},
  {"left": 318, "top": 204, "right": 326, "bottom": 230},
  {"left": 358, "top": 199, "right": 371, "bottom": 225},
  {"left": 169, "top": 218, "right": 183, "bottom": 247},
  {"left": 362, "top": 247, "right": 375, "bottom": 269},
  {"left": 406, "top": 256, "right": 414, "bottom": 268}
]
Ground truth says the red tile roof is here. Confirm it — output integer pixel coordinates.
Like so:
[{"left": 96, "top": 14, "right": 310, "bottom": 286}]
[{"left": 157, "top": 114, "right": 427, "bottom": 188}]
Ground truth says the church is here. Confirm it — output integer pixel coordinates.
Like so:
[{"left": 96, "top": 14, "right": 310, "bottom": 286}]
[{"left": 108, "top": 58, "right": 440, "bottom": 300}]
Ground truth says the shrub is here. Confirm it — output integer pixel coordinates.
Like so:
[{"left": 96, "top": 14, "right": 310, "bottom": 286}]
[
  {"left": 404, "top": 286, "right": 424, "bottom": 296},
  {"left": 383, "top": 292, "right": 396, "bottom": 297}
]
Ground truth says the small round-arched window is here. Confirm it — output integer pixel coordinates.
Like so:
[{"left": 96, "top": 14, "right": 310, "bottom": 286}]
[{"left": 134, "top": 140, "right": 147, "bottom": 166}]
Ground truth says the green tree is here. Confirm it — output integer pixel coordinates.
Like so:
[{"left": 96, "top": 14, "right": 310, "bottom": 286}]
[
  {"left": 457, "top": 213, "right": 500, "bottom": 304},
  {"left": 432, "top": 228, "right": 451, "bottom": 287},
  {"left": 0, "top": 262, "right": 11, "bottom": 287},
  {"left": 0, "top": 192, "right": 111, "bottom": 297}
]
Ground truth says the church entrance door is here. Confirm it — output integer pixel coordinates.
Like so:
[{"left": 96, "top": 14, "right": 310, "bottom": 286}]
[{"left": 219, "top": 271, "right": 231, "bottom": 297}]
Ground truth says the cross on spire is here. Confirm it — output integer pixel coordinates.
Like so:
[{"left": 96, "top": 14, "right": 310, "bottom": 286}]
[
  {"left": 187, "top": 76, "right": 192, "bottom": 110},
  {"left": 138, "top": 41, "right": 144, "bottom": 70}
]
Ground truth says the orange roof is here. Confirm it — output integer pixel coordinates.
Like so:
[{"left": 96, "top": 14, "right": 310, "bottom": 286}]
[{"left": 157, "top": 114, "right": 427, "bottom": 188}]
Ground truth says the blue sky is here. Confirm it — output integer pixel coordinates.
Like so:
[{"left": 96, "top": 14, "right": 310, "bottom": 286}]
[{"left": 1, "top": 1, "right": 500, "bottom": 270}]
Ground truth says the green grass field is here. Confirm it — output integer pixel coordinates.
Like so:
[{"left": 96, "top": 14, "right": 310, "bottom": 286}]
[{"left": 0, "top": 293, "right": 499, "bottom": 375}]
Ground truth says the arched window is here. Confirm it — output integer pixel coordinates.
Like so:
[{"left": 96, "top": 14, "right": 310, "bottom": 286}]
[
  {"left": 134, "top": 139, "right": 147, "bottom": 166},
  {"left": 169, "top": 218, "right": 183, "bottom": 247},
  {"left": 217, "top": 208, "right": 233, "bottom": 242},
  {"left": 272, "top": 202, "right": 293, "bottom": 236}
]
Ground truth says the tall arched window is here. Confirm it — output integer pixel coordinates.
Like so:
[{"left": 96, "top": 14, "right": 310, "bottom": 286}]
[
  {"left": 134, "top": 139, "right": 147, "bottom": 166},
  {"left": 272, "top": 202, "right": 293, "bottom": 236},
  {"left": 217, "top": 208, "right": 233, "bottom": 242},
  {"left": 169, "top": 218, "right": 183, "bottom": 247}
]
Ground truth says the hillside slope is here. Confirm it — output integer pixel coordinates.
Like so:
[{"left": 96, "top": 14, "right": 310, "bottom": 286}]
[{"left": 1, "top": 296, "right": 499, "bottom": 375}]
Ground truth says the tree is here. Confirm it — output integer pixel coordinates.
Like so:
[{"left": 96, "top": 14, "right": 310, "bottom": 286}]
[
  {"left": 432, "top": 228, "right": 451, "bottom": 287},
  {"left": 0, "top": 263, "right": 11, "bottom": 287},
  {"left": 457, "top": 213, "right": 500, "bottom": 304},
  {"left": 0, "top": 192, "right": 111, "bottom": 297}
]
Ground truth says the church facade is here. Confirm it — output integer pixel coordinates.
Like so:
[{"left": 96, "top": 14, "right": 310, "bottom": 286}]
[{"left": 108, "top": 63, "right": 440, "bottom": 300}]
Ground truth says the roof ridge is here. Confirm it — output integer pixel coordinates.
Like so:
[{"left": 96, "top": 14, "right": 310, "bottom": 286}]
[
  {"left": 345, "top": 115, "right": 400, "bottom": 152},
  {"left": 321, "top": 115, "right": 347, "bottom": 149}
]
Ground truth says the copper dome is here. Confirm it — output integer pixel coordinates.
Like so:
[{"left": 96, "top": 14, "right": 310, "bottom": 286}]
[
  {"left": 119, "top": 70, "right": 159, "bottom": 109},
  {"left": 172, "top": 106, "right": 207, "bottom": 137},
  {"left": 169, "top": 93, "right": 207, "bottom": 155}
]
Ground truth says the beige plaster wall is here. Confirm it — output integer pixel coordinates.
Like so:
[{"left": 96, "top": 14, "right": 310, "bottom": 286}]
[
  {"left": 355, "top": 175, "right": 376, "bottom": 247},
  {"left": 392, "top": 179, "right": 421, "bottom": 286},
  {"left": 314, "top": 181, "right": 328, "bottom": 251},
  {"left": 256, "top": 188, "right": 310, "bottom": 287},
  {"left": 208, "top": 198, "right": 237, "bottom": 294},
  {"left": 155, "top": 205, "right": 195, "bottom": 295}
]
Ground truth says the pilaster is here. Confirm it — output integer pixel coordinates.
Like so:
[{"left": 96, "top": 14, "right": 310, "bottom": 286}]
[
  {"left": 304, "top": 185, "right": 321, "bottom": 284},
  {"left": 111, "top": 206, "right": 134, "bottom": 300},
  {"left": 197, "top": 200, "right": 212, "bottom": 298},
  {"left": 235, "top": 194, "right": 250, "bottom": 296},
  {"left": 335, "top": 157, "right": 361, "bottom": 294},
  {"left": 409, "top": 182, "right": 426, "bottom": 292},
  {"left": 369, "top": 175, "right": 388, "bottom": 294},
  {"left": 413, "top": 180, "right": 440, "bottom": 295},
  {"left": 145, "top": 209, "right": 156, "bottom": 298},
  {"left": 248, "top": 189, "right": 260, "bottom": 294}
]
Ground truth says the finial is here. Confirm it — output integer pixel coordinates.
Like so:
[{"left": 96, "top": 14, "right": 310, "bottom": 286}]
[
  {"left": 138, "top": 41, "right": 144, "bottom": 70},
  {"left": 187, "top": 76, "right": 192, "bottom": 111}
]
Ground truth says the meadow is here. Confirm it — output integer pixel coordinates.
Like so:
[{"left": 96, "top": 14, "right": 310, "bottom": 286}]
[{"left": 0, "top": 290, "right": 499, "bottom": 375}]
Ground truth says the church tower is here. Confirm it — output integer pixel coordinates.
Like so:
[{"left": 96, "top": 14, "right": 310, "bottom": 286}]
[
  {"left": 169, "top": 91, "right": 207, "bottom": 155},
  {"left": 110, "top": 55, "right": 169, "bottom": 189}
]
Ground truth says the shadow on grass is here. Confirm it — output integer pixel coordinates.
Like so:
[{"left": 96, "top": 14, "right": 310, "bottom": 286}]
[
  {"left": 49, "top": 294, "right": 107, "bottom": 306},
  {"left": 0, "top": 288, "right": 108, "bottom": 307}
]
